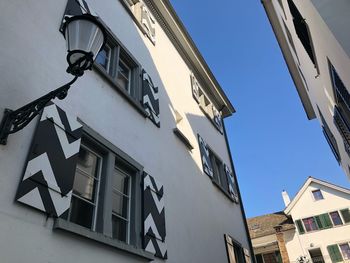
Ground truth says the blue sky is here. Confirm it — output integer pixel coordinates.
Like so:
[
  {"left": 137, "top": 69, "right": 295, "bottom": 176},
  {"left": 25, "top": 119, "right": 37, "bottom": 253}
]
[{"left": 170, "top": 0, "right": 350, "bottom": 218}]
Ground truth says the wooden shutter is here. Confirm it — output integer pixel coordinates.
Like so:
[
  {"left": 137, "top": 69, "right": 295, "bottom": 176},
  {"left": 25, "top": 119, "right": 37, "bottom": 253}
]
[
  {"left": 320, "top": 213, "right": 333, "bottom": 228},
  {"left": 295, "top": 220, "right": 305, "bottom": 234},
  {"left": 190, "top": 73, "right": 200, "bottom": 103},
  {"left": 142, "top": 70, "right": 160, "bottom": 127},
  {"left": 142, "top": 172, "right": 167, "bottom": 259},
  {"left": 225, "top": 234, "right": 237, "bottom": 263},
  {"left": 16, "top": 102, "right": 83, "bottom": 217},
  {"left": 314, "top": 215, "right": 324, "bottom": 229},
  {"left": 327, "top": 245, "right": 343, "bottom": 262},
  {"left": 224, "top": 164, "right": 239, "bottom": 203},
  {"left": 340, "top": 209, "right": 350, "bottom": 223},
  {"left": 197, "top": 134, "right": 213, "bottom": 178}
]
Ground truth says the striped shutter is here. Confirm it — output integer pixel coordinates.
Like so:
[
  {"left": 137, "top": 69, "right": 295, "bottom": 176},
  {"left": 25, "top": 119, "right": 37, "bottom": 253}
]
[
  {"left": 141, "top": 4, "right": 156, "bottom": 44},
  {"left": 327, "top": 245, "right": 343, "bottom": 262},
  {"left": 190, "top": 73, "right": 200, "bottom": 103},
  {"left": 16, "top": 102, "right": 83, "bottom": 217},
  {"left": 143, "top": 172, "right": 167, "bottom": 259},
  {"left": 224, "top": 164, "right": 239, "bottom": 203},
  {"left": 142, "top": 70, "right": 160, "bottom": 127},
  {"left": 212, "top": 106, "right": 224, "bottom": 134},
  {"left": 197, "top": 134, "right": 213, "bottom": 178},
  {"left": 295, "top": 220, "right": 305, "bottom": 234},
  {"left": 60, "top": 0, "right": 98, "bottom": 33}
]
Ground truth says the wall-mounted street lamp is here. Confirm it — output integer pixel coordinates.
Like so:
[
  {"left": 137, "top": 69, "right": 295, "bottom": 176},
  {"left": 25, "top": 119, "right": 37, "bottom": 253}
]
[{"left": 0, "top": 14, "right": 106, "bottom": 145}]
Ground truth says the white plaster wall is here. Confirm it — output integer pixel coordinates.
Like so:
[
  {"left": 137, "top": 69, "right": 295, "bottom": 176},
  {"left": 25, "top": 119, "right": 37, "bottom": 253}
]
[
  {"left": 0, "top": 0, "right": 251, "bottom": 262},
  {"left": 285, "top": 182, "right": 350, "bottom": 262},
  {"left": 271, "top": 0, "right": 350, "bottom": 180}
]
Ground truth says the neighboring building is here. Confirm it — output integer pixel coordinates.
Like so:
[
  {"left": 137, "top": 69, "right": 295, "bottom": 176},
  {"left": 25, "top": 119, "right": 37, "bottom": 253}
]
[
  {"left": 248, "top": 177, "right": 350, "bottom": 263},
  {"left": 0, "top": 0, "right": 253, "bottom": 263},
  {"left": 261, "top": 0, "right": 350, "bottom": 180}
]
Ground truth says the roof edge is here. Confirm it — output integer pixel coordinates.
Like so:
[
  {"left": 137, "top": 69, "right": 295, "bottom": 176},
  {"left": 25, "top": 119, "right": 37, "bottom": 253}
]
[{"left": 144, "top": 0, "right": 235, "bottom": 117}]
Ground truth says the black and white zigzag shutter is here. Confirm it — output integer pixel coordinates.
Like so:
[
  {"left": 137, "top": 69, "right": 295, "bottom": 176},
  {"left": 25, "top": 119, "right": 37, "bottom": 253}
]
[
  {"left": 224, "top": 164, "right": 239, "bottom": 203},
  {"left": 143, "top": 172, "right": 167, "bottom": 259},
  {"left": 142, "top": 70, "right": 160, "bottom": 127},
  {"left": 16, "top": 102, "right": 83, "bottom": 217},
  {"left": 190, "top": 73, "right": 200, "bottom": 103},
  {"left": 60, "top": 0, "right": 98, "bottom": 33},
  {"left": 212, "top": 106, "right": 224, "bottom": 134},
  {"left": 197, "top": 134, "right": 213, "bottom": 178}
]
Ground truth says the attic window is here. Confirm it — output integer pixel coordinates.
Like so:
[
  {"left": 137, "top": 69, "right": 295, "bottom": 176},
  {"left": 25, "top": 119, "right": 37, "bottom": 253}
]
[{"left": 312, "top": 189, "right": 324, "bottom": 201}]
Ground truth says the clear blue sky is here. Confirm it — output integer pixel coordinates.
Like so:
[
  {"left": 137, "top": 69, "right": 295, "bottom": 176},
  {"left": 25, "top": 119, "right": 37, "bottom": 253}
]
[{"left": 170, "top": 0, "right": 350, "bottom": 218}]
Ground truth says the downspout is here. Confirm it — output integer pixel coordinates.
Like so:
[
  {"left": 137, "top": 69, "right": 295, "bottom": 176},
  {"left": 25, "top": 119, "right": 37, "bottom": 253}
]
[{"left": 222, "top": 119, "right": 256, "bottom": 263}]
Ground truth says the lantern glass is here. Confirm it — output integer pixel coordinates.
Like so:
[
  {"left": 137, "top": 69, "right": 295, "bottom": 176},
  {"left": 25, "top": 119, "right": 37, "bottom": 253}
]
[{"left": 65, "top": 16, "right": 105, "bottom": 66}]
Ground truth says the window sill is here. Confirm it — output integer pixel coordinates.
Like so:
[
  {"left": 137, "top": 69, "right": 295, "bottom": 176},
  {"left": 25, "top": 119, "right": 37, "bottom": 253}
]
[
  {"left": 212, "top": 179, "right": 236, "bottom": 203},
  {"left": 53, "top": 219, "right": 154, "bottom": 261},
  {"left": 173, "top": 128, "right": 194, "bottom": 150},
  {"left": 93, "top": 63, "right": 149, "bottom": 119}
]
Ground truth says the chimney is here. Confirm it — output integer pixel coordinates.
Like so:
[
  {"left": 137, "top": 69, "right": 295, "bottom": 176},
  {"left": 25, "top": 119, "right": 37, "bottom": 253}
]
[{"left": 282, "top": 190, "right": 291, "bottom": 207}]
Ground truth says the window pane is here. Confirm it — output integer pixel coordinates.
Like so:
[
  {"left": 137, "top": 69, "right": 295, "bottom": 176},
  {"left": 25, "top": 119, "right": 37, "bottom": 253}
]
[
  {"left": 303, "top": 217, "right": 318, "bottom": 232},
  {"left": 113, "top": 169, "right": 130, "bottom": 195},
  {"left": 330, "top": 211, "right": 343, "bottom": 226},
  {"left": 77, "top": 147, "right": 99, "bottom": 178},
  {"left": 117, "top": 59, "right": 131, "bottom": 92},
  {"left": 340, "top": 244, "right": 350, "bottom": 260},
  {"left": 112, "top": 192, "right": 129, "bottom": 218},
  {"left": 96, "top": 45, "right": 110, "bottom": 70},
  {"left": 69, "top": 196, "right": 94, "bottom": 229},
  {"left": 112, "top": 215, "right": 128, "bottom": 242},
  {"left": 312, "top": 190, "right": 324, "bottom": 200},
  {"left": 73, "top": 170, "right": 97, "bottom": 201}
]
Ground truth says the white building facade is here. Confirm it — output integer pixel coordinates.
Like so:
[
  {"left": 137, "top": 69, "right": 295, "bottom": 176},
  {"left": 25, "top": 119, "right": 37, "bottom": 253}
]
[
  {"left": 284, "top": 178, "right": 350, "bottom": 263},
  {"left": 248, "top": 178, "right": 350, "bottom": 263},
  {"left": 0, "top": 0, "right": 253, "bottom": 262},
  {"left": 261, "top": 0, "right": 350, "bottom": 180}
]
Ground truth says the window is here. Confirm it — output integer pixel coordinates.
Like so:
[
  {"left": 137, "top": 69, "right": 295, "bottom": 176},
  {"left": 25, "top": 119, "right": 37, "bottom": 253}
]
[
  {"left": 112, "top": 165, "right": 131, "bottom": 242},
  {"left": 312, "top": 189, "right": 324, "bottom": 201},
  {"left": 329, "top": 62, "right": 350, "bottom": 155},
  {"left": 209, "top": 149, "right": 229, "bottom": 194},
  {"left": 95, "top": 39, "right": 140, "bottom": 101},
  {"left": 339, "top": 243, "right": 350, "bottom": 260},
  {"left": 62, "top": 137, "right": 142, "bottom": 246},
  {"left": 225, "top": 235, "right": 245, "bottom": 263},
  {"left": 330, "top": 211, "right": 343, "bottom": 226},
  {"left": 287, "top": 0, "right": 317, "bottom": 68},
  {"left": 340, "top": 209, "right": 350, "bottom": 223},
  {"left": 67, "top": 144, "right": 102, "bottom": 230},
  {"left": 302, "top": 217, "right": 318, "bottom": 232}
]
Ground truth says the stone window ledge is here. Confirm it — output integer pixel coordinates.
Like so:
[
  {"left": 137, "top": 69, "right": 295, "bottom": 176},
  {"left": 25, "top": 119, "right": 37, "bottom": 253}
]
[{"left": 53, "top": 219, "right": 154, "bottom": 261}]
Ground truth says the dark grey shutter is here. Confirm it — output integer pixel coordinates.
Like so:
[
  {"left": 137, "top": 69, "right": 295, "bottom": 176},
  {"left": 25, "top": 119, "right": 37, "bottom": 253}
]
[
  {"left": 142, "top": 70, "right": 160, "bottom": 127},
  {"left": 143, "top": 172, "right": 167, "bottom": 259},
  {"left": 141, "top": 4, "right": 156, "bottom": 44},
  {"left": 190, "top": 73, "right": 200, "bottom": 103},
  {"left": 16, "top": 102, "right": 83, "bottom": 217},
  {"left": 224, "top": 164, "right": 239, "bottom": 203},
  {"left": 197, "top": 134, "right": 213, "bottom": 178},
  {"left": 59, "top": 0, "right": 97, "bottom": 33},
  {"left": 212, "top": 106, "right": 224, "bottom": 134}
]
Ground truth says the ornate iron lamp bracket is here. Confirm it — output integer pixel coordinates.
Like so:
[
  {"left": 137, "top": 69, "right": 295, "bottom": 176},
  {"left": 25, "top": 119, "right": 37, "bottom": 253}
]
[{"left": 0, "top": 76, "right": 78, "bottom": 145}]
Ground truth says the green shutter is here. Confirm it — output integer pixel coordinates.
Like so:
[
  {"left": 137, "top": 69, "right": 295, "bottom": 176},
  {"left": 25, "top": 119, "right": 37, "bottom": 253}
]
[
  {"left": 295, "top": 220, "right": 305, "bottom": 234},
  {"left": 340, "top": 209, "right": 350, "bottom": 223},
  {"left": 327, "top": 245, "right": 343, "bottom": 262},
  {"left": 315, "top": 215, "right": 324, "bottom": 229},
  {"left": 320, "top": 213, "right": 333, "bottom": 228}
]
